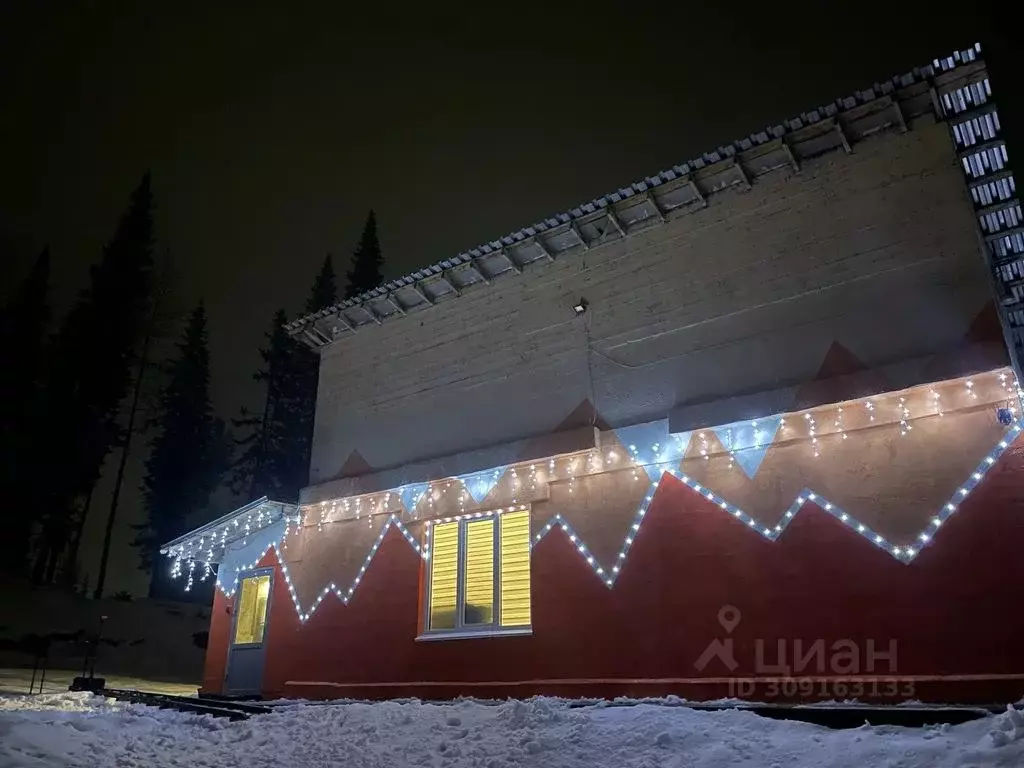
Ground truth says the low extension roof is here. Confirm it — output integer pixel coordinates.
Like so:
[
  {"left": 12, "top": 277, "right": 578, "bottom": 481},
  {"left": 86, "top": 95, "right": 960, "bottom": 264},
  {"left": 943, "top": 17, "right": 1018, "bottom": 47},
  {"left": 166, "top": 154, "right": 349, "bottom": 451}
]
[{"left": 160, "top": 497, "right": 298, "bottom": 563}]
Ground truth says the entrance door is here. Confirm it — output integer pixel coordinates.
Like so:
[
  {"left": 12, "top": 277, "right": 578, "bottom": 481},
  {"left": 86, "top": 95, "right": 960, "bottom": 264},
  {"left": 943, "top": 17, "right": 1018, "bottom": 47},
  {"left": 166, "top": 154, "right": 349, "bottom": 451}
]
[{"left": 224, "top": 568, "right": 274, "bottom": 696}]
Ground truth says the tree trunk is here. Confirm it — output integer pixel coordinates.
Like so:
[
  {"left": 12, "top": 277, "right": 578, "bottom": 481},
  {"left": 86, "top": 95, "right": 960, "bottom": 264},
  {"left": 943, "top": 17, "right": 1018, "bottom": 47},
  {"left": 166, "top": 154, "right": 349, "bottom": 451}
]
[
  {"left": 248, "top": 382, "right": 275, "bottom": 499},
  {"left": 63, "top": 487, "right": 94, "bottom": 588},
  {"left": 43, "top": 537, "right": 60, "bottom": 584},
  {"left": 93, "top": 258, "right": 169, "bottom": 600},
  {"left": 30, "top": 541, "right": 50, "bottom": 584},
  {"left": 93, "top": 329, "right": 153, "bottom": 599}
]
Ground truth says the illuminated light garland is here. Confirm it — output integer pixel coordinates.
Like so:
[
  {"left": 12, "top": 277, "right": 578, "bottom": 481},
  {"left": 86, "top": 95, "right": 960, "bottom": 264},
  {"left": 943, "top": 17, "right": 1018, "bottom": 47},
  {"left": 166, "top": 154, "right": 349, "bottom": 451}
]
[
  {"left": 459, "top": 466, "right": 508, "bottom": 504},
  {"left": 198, "top": 423, "right": 1021, "bottom": 614},
  {"left": 423, "top": 505, "right": 530, "bottom": 566},
  {"left": 834, "top": 406, "right": 848, "bottom": 438},
  {"left": 532, "top": 425, "right": 1022, "bottom": 587},
  {"left": 167, "top": 499, "right": 297, "bottom": 576},
  {"left": 806, "top": 412, "right": 820, "bottom": 456},
  {"left": 898, "top": 396, "right": 912, "bottom": 436},
  {"left": 533, "top": 514, "right": 612, "bottom": 586},
  {"left": 166, "top": 371, "right": 1020, "bottom": 588},
  {"left": 215, "top": 513, "right": 423, "bottom": 623},
  {"left": 716, "top": 427, "right": 736, "bottom": 468},
  {"left": 426, "top": 504, "right": 529, "bottom": 532}
]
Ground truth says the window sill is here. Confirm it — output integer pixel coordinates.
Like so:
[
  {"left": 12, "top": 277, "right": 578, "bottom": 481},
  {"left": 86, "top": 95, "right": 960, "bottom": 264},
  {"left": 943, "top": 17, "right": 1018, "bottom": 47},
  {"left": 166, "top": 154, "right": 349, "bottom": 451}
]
[{"left": 415, "top": 626, "right": 533, "bottom": 642}]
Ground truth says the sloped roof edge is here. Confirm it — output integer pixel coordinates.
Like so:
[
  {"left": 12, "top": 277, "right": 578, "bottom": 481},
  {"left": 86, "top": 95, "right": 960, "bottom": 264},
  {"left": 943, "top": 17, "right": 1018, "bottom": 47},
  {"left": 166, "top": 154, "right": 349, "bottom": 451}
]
[{"left": 286, "top": 43, "right": 985, "bottom": 350}]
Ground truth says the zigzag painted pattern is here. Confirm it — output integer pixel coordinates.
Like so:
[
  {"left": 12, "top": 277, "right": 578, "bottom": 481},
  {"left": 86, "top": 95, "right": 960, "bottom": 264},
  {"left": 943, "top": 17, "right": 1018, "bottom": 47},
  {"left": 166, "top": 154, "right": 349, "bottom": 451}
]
[{"left": 214, "top": 424, "right": 1021, "bottom": 622}]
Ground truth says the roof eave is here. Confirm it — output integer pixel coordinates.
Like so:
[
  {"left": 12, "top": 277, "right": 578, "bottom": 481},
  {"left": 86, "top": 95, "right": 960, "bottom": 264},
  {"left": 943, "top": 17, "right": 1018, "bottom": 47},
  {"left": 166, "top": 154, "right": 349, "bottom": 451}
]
[
  {"left": 159, "top": 497, "right": 294, "bottom": 554},
  {"left": 285, "top": 43, "right": 986, "bottom": 351}
]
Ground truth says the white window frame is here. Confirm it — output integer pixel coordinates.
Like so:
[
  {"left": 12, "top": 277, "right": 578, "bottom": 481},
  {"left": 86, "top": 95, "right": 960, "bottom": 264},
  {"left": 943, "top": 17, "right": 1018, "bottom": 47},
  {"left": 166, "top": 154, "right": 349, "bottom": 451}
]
[{"left": 417, "top": 511, "right": 532, "bottom": 641}]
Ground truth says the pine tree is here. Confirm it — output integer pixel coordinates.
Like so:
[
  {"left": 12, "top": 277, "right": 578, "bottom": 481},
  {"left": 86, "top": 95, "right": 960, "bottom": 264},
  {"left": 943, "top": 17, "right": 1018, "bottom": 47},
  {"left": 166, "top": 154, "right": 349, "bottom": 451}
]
[
  {"left": 293, "top": 255, "right": 338, "bottom": 482},
  {"left": 231, "top": 309, "right": 305, "bottom": 500},
  {"left": 92, "top": 255, "right": 176, "bottom": 598},
  {"left": 308, "top": 254, "right": 338, "bottom": 313},
  {"left": 0, "top": 248, "right": 51, "bottom": 576},
  {"left": 231, "top": 256, "right": 339, "bottom": 503},
  {"left": 135, "top": 303, "right": 229, "bottom": 597},
  {"left": 33, "top": 174, "right": 156, "bottom": 584},
  {"left": 344, "top": 210, "right": 383, "bottom": 299}
]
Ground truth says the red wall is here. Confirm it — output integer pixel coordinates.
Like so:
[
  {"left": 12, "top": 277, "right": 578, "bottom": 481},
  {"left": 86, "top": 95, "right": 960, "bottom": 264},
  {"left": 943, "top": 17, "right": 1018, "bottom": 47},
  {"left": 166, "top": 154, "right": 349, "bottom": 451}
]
[
  {"left": 200, "top": 589, "right": 232, "bottom": 695},
  {"left": 209, "top": 443, "right": 1024, "bottom": 704}
]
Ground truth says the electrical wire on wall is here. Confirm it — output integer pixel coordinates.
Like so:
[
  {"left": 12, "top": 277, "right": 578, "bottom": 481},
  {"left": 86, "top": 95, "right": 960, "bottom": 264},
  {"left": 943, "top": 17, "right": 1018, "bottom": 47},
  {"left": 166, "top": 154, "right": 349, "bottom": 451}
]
[
  {"left": 582, "top": 309, "right": 598, "bottom": 427},
  {"left": 590, "top": 344, "right": 650, "bottom": 370}
]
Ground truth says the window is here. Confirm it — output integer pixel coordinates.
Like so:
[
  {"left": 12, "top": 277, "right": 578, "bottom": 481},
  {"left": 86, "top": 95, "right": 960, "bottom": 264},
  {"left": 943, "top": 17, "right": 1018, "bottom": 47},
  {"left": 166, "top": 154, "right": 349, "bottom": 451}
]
[
  {"left": 233, "top": 574, "right": 271, "bottom": 645},
  {"left": 423, "top": 508, "right": 532, "bottom": 637}
]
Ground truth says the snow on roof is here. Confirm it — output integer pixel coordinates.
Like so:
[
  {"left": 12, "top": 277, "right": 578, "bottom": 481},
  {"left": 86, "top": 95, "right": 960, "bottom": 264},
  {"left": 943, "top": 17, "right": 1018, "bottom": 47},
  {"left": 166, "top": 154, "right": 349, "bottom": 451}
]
[{"left": 284, "top": 43, "right": 988, "bottom": 350}]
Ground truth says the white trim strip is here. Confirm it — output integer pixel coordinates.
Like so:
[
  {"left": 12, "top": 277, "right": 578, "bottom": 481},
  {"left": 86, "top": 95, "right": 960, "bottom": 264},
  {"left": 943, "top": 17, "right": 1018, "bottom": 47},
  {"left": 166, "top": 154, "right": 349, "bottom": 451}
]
[
  {"left": 415, "top": 627, "right": 533, "bottom": 643},
  {"left": 285, "top": 672, "right": 1024, "bottom": 689}
]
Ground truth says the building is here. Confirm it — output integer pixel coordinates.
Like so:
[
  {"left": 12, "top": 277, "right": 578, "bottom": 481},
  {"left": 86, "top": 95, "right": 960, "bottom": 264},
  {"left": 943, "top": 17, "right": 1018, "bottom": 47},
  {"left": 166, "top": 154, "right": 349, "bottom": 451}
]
[{"left": 164, "top": 43, "right": 1024, "bottom": 703}]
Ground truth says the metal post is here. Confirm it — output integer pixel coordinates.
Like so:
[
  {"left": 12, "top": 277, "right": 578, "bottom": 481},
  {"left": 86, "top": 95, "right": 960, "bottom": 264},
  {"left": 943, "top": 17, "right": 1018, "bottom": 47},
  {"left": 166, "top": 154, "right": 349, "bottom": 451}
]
[{"left": 89, "top": 615, "right": 107, "bottom": 679}]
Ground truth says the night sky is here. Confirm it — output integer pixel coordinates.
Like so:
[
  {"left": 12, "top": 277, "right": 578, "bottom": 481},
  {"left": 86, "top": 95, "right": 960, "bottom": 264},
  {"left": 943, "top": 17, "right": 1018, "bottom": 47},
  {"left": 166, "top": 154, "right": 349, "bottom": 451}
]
[{"left": 1, "top": 3, "right": 1018, "bottom": 594}]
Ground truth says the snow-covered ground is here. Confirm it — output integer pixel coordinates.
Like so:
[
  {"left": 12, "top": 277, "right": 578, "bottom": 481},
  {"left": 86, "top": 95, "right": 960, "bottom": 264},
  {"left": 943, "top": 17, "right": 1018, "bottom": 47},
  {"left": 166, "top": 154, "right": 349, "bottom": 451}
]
[
  {"left": 2, "top": 693, "right": 1024, "bottom": 767},
  {"left": 0, "top": 668, "right": 198, "bottom": 697}
]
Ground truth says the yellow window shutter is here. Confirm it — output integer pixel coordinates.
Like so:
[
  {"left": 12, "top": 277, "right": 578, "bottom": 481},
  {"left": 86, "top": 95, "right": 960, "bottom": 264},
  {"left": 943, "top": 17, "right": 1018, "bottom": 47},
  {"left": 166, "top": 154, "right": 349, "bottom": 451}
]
[
  {"left": 463, "top": 519, "right": 495, "bottom": 625},
  {"left": 499, "top": 510, "right": 531, "bottom": 627},
  {"left": 428, "top": 522, "right": 459, "bottom": 630}
]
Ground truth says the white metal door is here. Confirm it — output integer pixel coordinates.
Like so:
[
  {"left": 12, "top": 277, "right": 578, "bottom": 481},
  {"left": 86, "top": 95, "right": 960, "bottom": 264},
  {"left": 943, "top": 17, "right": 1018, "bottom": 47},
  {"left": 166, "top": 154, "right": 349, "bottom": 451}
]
[{"left": 223, "top": 568, "right": 274, "bottom": 696}]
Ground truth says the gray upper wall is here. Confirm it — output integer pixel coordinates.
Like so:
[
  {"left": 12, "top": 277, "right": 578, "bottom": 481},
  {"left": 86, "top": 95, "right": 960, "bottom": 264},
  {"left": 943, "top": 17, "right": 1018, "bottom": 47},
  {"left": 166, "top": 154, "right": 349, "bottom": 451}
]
[{"left": 305, "top": 115, "right": 993, "bottom": 490}]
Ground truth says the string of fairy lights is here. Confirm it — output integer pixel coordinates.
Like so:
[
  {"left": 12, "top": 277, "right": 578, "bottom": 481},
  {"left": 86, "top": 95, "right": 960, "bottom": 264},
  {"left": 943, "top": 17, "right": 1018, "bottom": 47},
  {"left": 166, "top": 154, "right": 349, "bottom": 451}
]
[
  {"left": 535, "top": 422, "right": 1023, "bottom": 591},
  {"left": 164, "top": 370, "right": 1023, "bottom": 606},
  {"left": 198, "top": 417, "right": 1021, "bottom": 617}
]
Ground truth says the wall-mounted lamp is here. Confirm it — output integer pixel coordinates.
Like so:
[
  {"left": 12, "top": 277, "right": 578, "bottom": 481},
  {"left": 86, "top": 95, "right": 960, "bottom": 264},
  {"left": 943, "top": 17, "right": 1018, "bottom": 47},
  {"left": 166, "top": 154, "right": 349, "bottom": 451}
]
[{"left": 572, "top": 298, "right": 589, "bottom": 316}]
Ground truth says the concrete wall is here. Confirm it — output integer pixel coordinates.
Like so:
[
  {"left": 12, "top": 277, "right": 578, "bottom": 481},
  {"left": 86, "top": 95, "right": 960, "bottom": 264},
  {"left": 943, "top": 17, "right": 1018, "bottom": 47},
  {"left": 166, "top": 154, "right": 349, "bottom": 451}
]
[
  {"left": 310, "top": 117, "right": 992, "bottom": 490},
  {"left": 0, "top": 586, "right": 207, "bottom": 684}
]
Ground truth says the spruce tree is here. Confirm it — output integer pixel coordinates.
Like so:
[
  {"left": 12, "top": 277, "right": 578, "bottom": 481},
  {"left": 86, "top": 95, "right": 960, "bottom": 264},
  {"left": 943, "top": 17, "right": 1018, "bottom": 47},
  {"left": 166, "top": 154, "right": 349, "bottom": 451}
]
[
  {"left": 231, "top": 256, "right": 339, "bottom": 502},
  {"left": 308, "top": 254, "right": 338, "bottom": 313},
  {"left": 345, "top": 210, "right": 383, "bottom": 298},
  {"left": 0, "top": 248, "right": 51, "bottom": 575},
  {"left": 33, "top": 174, "right": 156, "bottom": 584},
  {"left": 92, "top": 256, "right": 176, "bottom": 598},
  {"left": 231, "top": 309, "right": 305, "bottom": 500},
  {"left": 135, "top": 303, "right": 229, "bottom": 597},
  {"left": 293, "top": 255, "right": 338, "bottom": 483}
]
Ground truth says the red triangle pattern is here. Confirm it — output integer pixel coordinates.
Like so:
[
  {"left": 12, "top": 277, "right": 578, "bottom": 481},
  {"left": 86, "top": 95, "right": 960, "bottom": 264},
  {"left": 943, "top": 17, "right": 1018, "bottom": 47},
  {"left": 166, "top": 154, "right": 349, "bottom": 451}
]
[
  {"left": 920, "top": 301, "right": 1011, "bottom": 381},
  {"left": 334, "top": 449, "right": 375, "bottom": 481},
  {"left": 791, "top": 341, "right": 891, "bottom": 412},
  {"left": 242, "top": 442, "right": 1024, "bottom": 703}
]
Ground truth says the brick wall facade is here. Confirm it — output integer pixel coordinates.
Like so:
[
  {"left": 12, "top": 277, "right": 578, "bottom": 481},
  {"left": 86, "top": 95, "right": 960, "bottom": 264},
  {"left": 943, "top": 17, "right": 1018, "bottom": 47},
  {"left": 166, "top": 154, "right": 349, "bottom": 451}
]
[{"left": 309, "top": 118, "right": 992, "bottom": 496}]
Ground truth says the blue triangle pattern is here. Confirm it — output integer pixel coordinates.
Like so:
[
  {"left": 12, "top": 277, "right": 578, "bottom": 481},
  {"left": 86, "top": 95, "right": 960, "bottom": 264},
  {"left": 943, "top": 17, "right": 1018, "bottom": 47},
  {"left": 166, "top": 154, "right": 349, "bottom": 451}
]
[
  {"left": 712, "top": 415, "right": 783, "bottom": 479},
  {"left": 613, "top": 419, "right": 691, "bottom": 482},
  {"left": 397, "top": 482, "right": 430, "bottom": 511},
  {"left": 218, "top": 517, "right": 288, "bottom": 589},
  {"left": 460, "top": 466, "right": 508, "bottom": 504}
]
